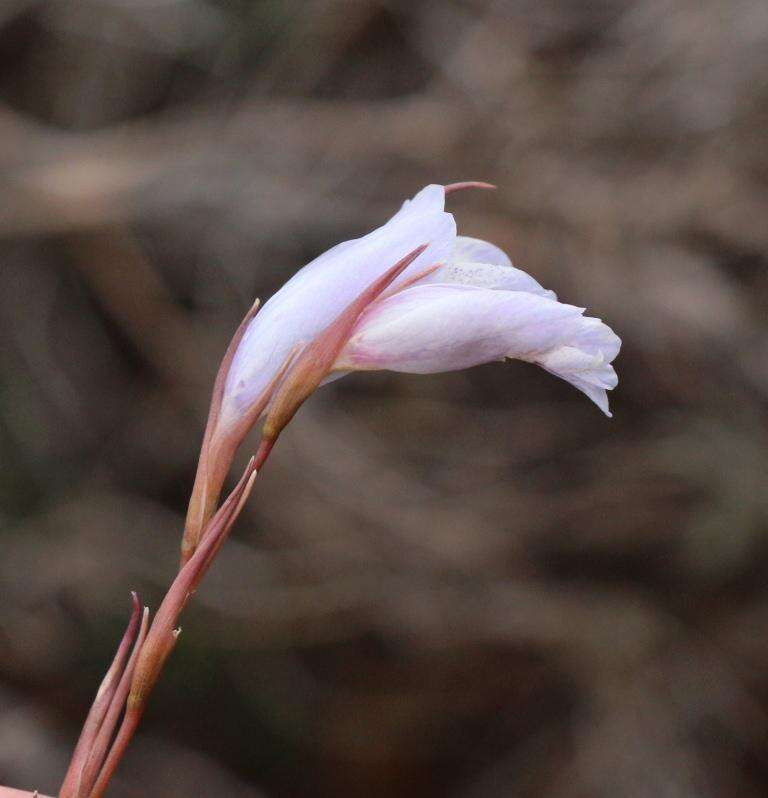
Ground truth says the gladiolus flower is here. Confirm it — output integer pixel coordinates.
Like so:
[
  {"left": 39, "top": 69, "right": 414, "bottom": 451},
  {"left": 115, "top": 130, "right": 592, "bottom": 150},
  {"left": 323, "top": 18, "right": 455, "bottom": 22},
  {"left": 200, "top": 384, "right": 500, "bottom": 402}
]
[
  {"left": 224, "top": 182, "right": 619, "bottom": 422},
  {"left": 182, "top": 182, "right": 620, "bottom": 563}
]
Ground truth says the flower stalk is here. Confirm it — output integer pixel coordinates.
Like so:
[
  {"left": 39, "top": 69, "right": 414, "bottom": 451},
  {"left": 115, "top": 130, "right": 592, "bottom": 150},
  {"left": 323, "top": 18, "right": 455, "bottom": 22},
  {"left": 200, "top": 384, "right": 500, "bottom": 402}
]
[
  {"left": 58, "top": 594, "right": 144, "bottom": 798},
  {"left": 87, "top": 460, "right": 259, "bottom": 798},
  {"left": 53, "top": 240, "right": 435, "bottom": 797}
]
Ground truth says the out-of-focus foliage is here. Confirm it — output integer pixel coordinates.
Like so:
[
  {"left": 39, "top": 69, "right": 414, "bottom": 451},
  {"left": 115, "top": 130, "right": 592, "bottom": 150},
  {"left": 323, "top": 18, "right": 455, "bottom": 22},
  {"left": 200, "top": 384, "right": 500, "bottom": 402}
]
[{"left": 1, "top": 1, "right": 768, "bottom": 796}]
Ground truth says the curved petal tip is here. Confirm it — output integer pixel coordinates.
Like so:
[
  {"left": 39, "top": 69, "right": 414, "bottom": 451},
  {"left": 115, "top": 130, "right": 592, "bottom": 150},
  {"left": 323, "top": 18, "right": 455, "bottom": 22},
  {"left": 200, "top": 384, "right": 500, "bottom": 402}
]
[{"left": 444, "top": 181, "right": 497, "bottom": 195}]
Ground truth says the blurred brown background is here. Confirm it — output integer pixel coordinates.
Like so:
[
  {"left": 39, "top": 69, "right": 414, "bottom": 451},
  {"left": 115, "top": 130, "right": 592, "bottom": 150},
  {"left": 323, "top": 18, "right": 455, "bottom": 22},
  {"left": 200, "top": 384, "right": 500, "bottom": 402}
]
[{"left": 2, "top": 1, "right": 768, "bottom": 796}]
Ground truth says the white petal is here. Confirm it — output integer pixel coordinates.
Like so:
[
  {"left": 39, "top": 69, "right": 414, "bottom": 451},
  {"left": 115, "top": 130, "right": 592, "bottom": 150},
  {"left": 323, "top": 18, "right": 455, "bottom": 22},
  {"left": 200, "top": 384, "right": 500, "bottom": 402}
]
[
  {"left": 426, "top": 259, "right": 556, "bottom": 298},
  {"left": 421, "top": 236, "right": 556, "bottom": 299},
  {"left": 336, "top": 284, "right": 620, "bottom": 415},
  {"left": 536, "top": 316, "right": 620, "bottom": 416},
  {"left": 453, "top": 236, "right": 513, "bottom": 267},
  {"left": 222, "top": 187, "right": 456, "bottom": 417},
  {"left": 387, "top": 184, "right": 446, "bottom": 223}
]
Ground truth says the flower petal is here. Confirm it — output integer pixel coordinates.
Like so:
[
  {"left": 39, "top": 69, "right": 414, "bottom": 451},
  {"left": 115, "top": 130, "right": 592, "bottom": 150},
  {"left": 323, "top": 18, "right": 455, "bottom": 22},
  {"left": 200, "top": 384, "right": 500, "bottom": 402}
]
[
  {"left": 386, "top": 183, "right": 447, "bottom": 223},
  {"left": 421, "top": 236, "right": 556, "bottom": 298},
  {"left": 426, "top": 259, "right": 556, "bottom": 298},
  {"left": 223, "top": 186, "right": 456, "bottom": 416},
  {"left": 453, "top": 236, "right": 513, "bottom": 268},
  {"left": 336, "top": 284, "right": 620, "bottom": 415}
]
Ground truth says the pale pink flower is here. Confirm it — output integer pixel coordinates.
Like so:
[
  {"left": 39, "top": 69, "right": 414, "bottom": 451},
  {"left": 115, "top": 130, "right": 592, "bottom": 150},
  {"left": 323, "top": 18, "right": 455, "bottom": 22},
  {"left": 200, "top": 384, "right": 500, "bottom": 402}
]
[{"left": 223, "top": 183, "right": 620, "bottom": 421}]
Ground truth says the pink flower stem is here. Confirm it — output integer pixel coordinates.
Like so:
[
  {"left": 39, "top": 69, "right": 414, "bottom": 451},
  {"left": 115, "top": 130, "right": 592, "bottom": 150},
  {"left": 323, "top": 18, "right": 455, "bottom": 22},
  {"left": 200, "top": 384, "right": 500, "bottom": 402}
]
[
  {"left": 58, "top": 595, "right": 142, "bottom": 798},
  {"left": 84, "top": 457, "right": 262, "bottom": 798},
  {"left": 76, "top": 607, "right": 150, "bottom": 796},
  {"left": 57, "top": 439, "right": 275, "bottom": 798}
]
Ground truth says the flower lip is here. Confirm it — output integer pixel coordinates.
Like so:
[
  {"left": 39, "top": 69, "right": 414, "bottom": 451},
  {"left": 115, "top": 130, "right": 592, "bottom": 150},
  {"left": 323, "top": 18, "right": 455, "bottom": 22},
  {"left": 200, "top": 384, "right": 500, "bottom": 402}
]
[{"left": 336, "top": 283, "right": 620, "bottom": 416}]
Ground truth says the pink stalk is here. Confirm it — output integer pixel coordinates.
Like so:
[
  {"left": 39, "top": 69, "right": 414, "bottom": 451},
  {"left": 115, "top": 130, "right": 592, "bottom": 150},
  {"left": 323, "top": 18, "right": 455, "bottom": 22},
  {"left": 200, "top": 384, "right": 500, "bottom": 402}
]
[
  {"left": 86, "top": 460, "right": 259, "bottom": 798},
  {"left": 58, "top": 594, "right": 142, "bottom": 798},
  {"left": 0, "top": 788, "right": 52, "bottom": 797},
  {"left": 76, "top": 607, "right": 150, "bottom": 797}
]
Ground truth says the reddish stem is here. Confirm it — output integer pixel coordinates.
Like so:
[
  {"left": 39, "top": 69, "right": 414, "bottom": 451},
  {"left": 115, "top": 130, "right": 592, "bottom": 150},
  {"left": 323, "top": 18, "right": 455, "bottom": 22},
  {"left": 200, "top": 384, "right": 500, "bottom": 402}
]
[
  {"left": 78, "top": 607, "right": 149, "bottom": 797},
  {"left": 85, "top": 695, "right": 145, "bottom": 798},
  {"left": 84, "top": 461, "right": 260, "bottom": 797},
  {"left": 58, "top": 595, "right": 141, "bottom": 798}
]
